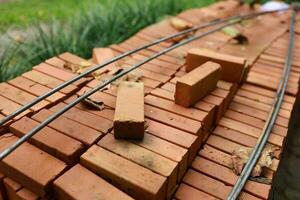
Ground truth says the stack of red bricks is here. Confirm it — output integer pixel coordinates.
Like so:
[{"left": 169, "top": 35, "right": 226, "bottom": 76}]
[{"left": 0, "top": 1, "right": 299, "bottom": 200}]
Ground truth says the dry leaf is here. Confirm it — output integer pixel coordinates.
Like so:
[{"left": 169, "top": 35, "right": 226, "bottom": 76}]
[
  {"left": 64, "top": 61, "right": 92, "bottom": 74},
  {"left": 170, "top": 17, "right": 193, "bottom": 31},
  {"left": 232, "top": 145, "right": 279, "bottom": 177},
  {"left": 82, "top": 97, "right": 105, "bottom": 110}
]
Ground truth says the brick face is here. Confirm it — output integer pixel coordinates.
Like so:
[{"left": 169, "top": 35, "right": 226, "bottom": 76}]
[
  {"left": 98, "top": 134, "right": 178, "bottom": 197},
  {"left": 32, "top": 109, "right": 103, "bottom": 146},
  {"left": 175, "top": 61, "right": 221, "bottom": 107},
  {"left": 0, "top": 134, "right": 66, "bottom": 196},
  {"left": 81, "top": 145, "right": 167, "bottom": 200},
  {"left": 54, "top": 164, "right": 133, "bottom": 200},
  {"left": 9, "top": 116, "right": 85, "bottom": 165}
]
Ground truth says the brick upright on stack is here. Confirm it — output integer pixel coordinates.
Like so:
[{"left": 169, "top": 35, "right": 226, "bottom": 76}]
[
  {"left": 186, "top": 48, "right": 246, "bottom": 83},
  {"left": 175, "top": 61, "right": 221, "bottom": 107},
  {"left": 114, "top": 81, "right": 145, "bottom": 139}
]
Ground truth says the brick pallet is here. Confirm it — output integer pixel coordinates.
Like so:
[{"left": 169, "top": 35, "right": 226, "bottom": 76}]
[{"left": 0, "top": 1, "right": 299, "bottom": 199}]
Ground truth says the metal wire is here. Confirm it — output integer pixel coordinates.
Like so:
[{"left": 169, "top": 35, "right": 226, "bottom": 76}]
[
  {"left": 0, "top": 7, "right": 289, "bottom": 161},
  {"left": 227, "top": 7, "right": 297, "bottom": 200},
  {"left": 0, "top": 7, "right": 289, "bottom": 127}
]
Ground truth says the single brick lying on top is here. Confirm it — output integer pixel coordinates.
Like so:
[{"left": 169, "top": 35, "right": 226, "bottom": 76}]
[
  {"left": 186, "top": 48, "right": 246, "bottom": 83},
  {"left": 54, "top": 164, "right": 133, "bottom": 200},
  {"left": 114, "top": 81, "right": 145, "bottom": 139},
  {"left": 175, "top": 61, "right": 221, "bottom": 107}
]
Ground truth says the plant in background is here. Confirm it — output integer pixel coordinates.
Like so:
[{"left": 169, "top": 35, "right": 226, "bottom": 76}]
[{"left": 0, "top": 0, "right": 216, "bottom": 82}]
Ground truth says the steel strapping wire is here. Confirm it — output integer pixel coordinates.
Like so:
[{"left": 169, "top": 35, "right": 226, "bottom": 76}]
[
  {"left": 0, "top": 8, "right": 290, "bottom": 161},
  {"left": 0, "top": 8, "right": 289, "bottom": 127},
  {"left": 227, "top": 6, "right": 298, "bottom": 200}
]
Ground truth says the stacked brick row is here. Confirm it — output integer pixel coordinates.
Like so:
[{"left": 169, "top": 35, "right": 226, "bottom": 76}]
[
  {"left": 173, "top": 10, "right": 300, "bottom": 200},
  {"left": 0, "top": 1, "right": 298, "bottom": 200}
]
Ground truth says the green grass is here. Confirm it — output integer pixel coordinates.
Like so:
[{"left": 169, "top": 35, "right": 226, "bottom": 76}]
[
  {"left": 0, "top": 0, "right": 84, "bottom": 32},
  {"left": 0, "top": 0, "right": 217, "bottom": 82}
]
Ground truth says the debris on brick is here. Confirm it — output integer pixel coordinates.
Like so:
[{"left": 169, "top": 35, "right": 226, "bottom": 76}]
[
  {"left": 169, "top": 17, "right": 193, "bottom": 31},
  {"left": 232, "top": 145, "right": 280, "bottom": 177}
]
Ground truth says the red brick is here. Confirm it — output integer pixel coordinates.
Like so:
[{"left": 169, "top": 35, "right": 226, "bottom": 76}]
[
  {"left": 98, "top": 134, "right": 178, "bottom": 197},
  {"left": 88, "top": 76, "right": 160, "bottom": 90},
  {"left": 207, "top": 134, "right": 245, "bottom": 154},
  {"left": 251, "top": 65, "right": 300, "bottom": 84},
  {"left": 182, "top": 169, "right": 258, "bottom": 200},
  {"left": 150, "top": 88, "right": 216, "bottom": 130},
  {"left": 199, "top": 144, "right": 275, "bottom": 179},
  {"left": 186, "top": 48, "right": 246, "bottom": 82},
  {"left": 102, "top": 84, "right": 151, "bottom": 97},
  {"left": 91, "top": 48, "right": 119, "bottom": 76},
  {"left": 158, "top": 82, "right": 217, "bottom": 111},
  {"left": 145, "top": 119, "right": 200, "bottom": 164},
  {"left": 22, "top": 70, "right": 77, "bottom": 94},
  {"left": 8, "top": 76, "right": 64, "bottom": 103},
  {"left": 17, "top": 188, "right": 39, "bottom": 200},
  {"left": 58, "top": 52, "right": 87, "bottom": 65},
  {"left": 0, "top": 134, "right": 66, "bottom": 196},
  {"left": 9, "top": 116, "right": 85, "bottom": 165},
  {"left": 213, "top": 126, "right": 257, "bottom": 148},
  {"left": 229, "top": 102, "right": 289, "bottom": 128},
  {"left": 202, "top": 94, "right": 224, "bottom": 123},
  {"left": 131, "top": 54, "right": 181, "bottom": 71},
  {"left": 3, "top": 177, "right": 22, "bottom": 200},
  {"left": 145, "top": 95, "right": 210, "bottom": 130},
  {"left": 233, "top": 95, "right": 290, "bottom": 119},
  {"left": 225, "top": 109, "right": 287, "bottom": 137},
  {"left": 45, "top": 57, "right": 66, "bottom": 68},
  {"left": 174, "top": 183, "right": 217, "bottom": 200},
  {"left": 81, "top": 145, "right": 167, "bottom": 200},
  {"left": 0, "top": 83, "right": 48, "bottom": 111},
  {"left": 236, "top": 89, "right": 293, "bottom": 111},
  {"left": 54, "top": 164, "right": 133, "bottom": 200},
  {"left": 114, "top": 82, "right": 144, "bottom": 139},
  {"left": 112, "top": 44, "right": 181, "bottom": 66},
  {"left": 49, "top": 102, "right": 112, "bottom": 134},
  {"left": 136, "top": 33, "right": 171, "bottom": 48},
  {"left": 65, "top": 95, "right": 116, "bottom": 122},
  {"left": 32, "top": 109, "right": 102, "bottom": 146},
  {"left": 208, "top": 131, "right": 281, "bottom": 161},
  {"left": 35, "top": 62, "right": 91, "bottom": 87},
  {"left": 219, "top": 117, "right": 284, "bottom": 147},
  {"left": 0, "top": 96, "right": 30, "bottom": 119},
  {"left": 130, "top": 132, "right": 188, "bottom": 182},
  {"left": 199, "top": 145, "right": 232, "bottom": 168},
  {"left": 246, "top": 72, "right": 298, "bottom": 96},
  {"left": 175, "top": 61, "right": 221, "bottom": 107},
  {"left": 92, "top": 48, "right": 115, "bottom": 64},
  {"left": 33, "top": 63, "right": 75, "bottom": 81},
  {"left": 191, "top": 157, "right": 270, "bottom": 199},
  {"left": 145, "top": 105, "right": 202, "bottom": 135},
  {"left": 125, "top": 58, "right": 176, "bottom": 76},
  {"left": 124, "top": 66, "right": 170, "bottom": 83}
]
